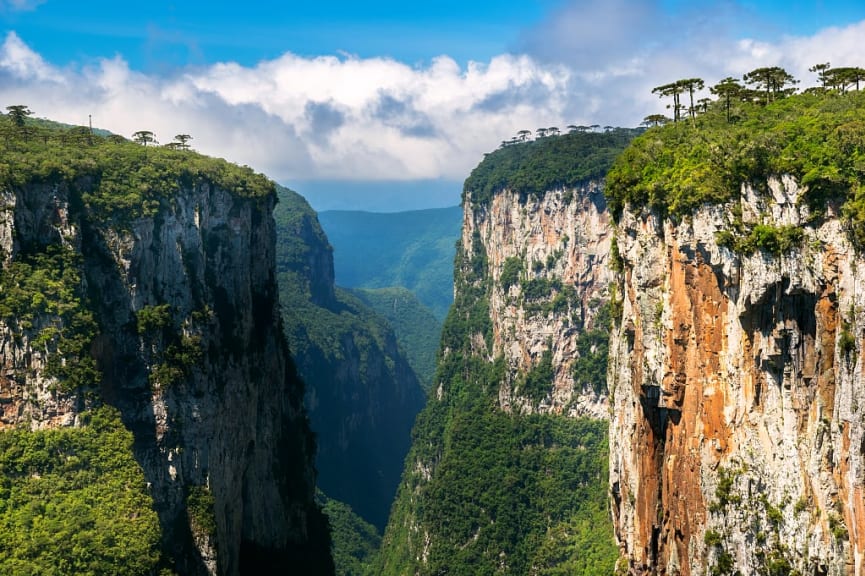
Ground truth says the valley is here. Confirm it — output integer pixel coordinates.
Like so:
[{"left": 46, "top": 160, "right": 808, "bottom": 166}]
[{"left": 1, "top": 62, "right": 865, "bottom": 576}]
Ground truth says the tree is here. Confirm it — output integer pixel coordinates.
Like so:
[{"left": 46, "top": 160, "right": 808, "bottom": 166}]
[
  {"left": 173, "top": 133, "right": 193, "bottom": 150},
  {"left": 652, "top": 82, "right": 686, "bottom": 122},
  {"left": 5, "top": 105, "right": 32, "bottom": 127},
  {"left": 535, "top": 127, "right": 548, "bottom": 138},
  {"left": 809, "top": 62, "right": 831, "bottom": 87},
  {"left": 641, "top": 114, "right": 670, "bottom": 128},
  {"left": 546, "top": 126, "right": 560, "bottom": 136},
  {"left": 565, "top": 125, "right": 579, "bottom": 133},
  {"left": 516, "top": 130, "right": 532, "bottom": 142},
  {"left": 677, "top": 78, "right": 705, "bottom": 122},
  {"left": 65, "top": 126, "right": 93, "bottom": 145},
  {"left": 743, "top": 66, "right": 797, "bottom": 104},
  {"left": 710, "top": 77, "right": 744, "bottom": 122},
  {"left": 823, "top": 67, "right": 865, "bottom": 93},
  {"left": 132, "top": 130, "right": 157, "bottom": 146}
]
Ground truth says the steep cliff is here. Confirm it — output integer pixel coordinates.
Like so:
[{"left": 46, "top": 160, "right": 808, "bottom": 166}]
[
  {"left": 274, "top": 187, "right": 426, "bottom": 532},
  {"left": 376, "top": 130, "right": 638, "bottom": 575},
  {"left": 0, "top": 127, "right": 333, "bottom": 575},
  {"left": 607, "top": 91, "right": 865, "bottom": 575},
  {"left": 464, "top": 181, "right": 612, "bottom": 418}
]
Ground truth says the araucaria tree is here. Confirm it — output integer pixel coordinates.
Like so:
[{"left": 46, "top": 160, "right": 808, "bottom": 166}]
[
  {"left": 710, "top": 77, "right": 744, "bottom": 122},
  {"left": 743, "top": 66, "right": 798, "bottom": 104},
  {"left": 809, "top": 62, "right": 832, "bottom": 87},
  {"left": 132, "top": 131, "right": 157, "bottom": 146},
  {"left": 641, "top": 114, "right": 670, "bottom": 128},
  {"left": 822, "top": 66, "right": 865, "bottom": 93},
  {"left": 173, "top": 134, "right": 193, "bottom": 150},
  {"left": 678, "top": 78, "right": 705, "bottom": 122},
  {"left": 5, "top": 105, "right": 32, "bottom": 127},
  {"left": 652, "top": 82, "right": 686, "bottom": 122}
]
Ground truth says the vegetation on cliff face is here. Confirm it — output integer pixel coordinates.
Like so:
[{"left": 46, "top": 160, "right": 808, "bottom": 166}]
[
  {"left": 606, "top": 89, "right": 865, "bottom": 246},
  {"left": 0, "top": 245, "right": 99, "bottom": 393},
  {"left": 350, "top": 286, "right": 442, "bottom": 391},
  {"left": 0, "top": 407, "right": 162, "bottom": 575},
  {"left": 375, "top": 226, "right": 617, "bottom": 575},
  {"left": 318, "top": 492, "right": 382, "bottom": 576},
  {"left": 463, "top": 128, "right": 641, "bottom": 207}
]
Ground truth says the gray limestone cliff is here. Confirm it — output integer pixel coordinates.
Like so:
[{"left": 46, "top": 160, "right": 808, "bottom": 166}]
[
  {"left": 463, "top": 184, "right": 613, "bottom": 417},
  {"left": 0, "top": 162, "right": 333, "bottom": 575}
]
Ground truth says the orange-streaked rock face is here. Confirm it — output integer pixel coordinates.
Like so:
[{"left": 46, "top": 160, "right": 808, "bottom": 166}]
[{"left": 610, "top": 176, "right": 865, "bottom": 575}]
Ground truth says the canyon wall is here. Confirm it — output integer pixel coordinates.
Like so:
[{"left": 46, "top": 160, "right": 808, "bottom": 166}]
[
  {"left": 462, "top": 184, "right": 612, "bottom": 416},
  {"left": 376, "top": 181, "right": 620, "bottom": 575},
  {"left": 609, "top": 176, "right": 864, "bottom": 575},
  {"left": 275, "top": 187, "right": 426, "bottom": 532},
  {"left": 0, "top": 171, "right": 333, "bottom": 575}
]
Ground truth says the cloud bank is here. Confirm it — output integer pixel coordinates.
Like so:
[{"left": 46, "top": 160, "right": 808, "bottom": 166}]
[{"left": 1, "top": 14, "right": 864, "bottom": 183}]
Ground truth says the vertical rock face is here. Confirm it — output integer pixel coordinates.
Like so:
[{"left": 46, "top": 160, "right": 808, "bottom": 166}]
[
  {"left": 376, "top": 182, "right": 618, "bottom": 576},
  {"left": 464, "top": 184, "right": 613, "bottom": 416},
  {"left": 378, "top": 132, "right": 638, "bottom": 575},
  {"left": 610, "top": 176, "right": 864, "bottom": 575},
  {"left": 0, "top": 178, "right": 332, "bottom": 575}
]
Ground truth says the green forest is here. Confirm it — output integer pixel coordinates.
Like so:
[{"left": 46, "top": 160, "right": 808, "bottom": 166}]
[
  {"left": 274, "top": 187, "right": 426, "bottom": 533},
  {"left": 350, "top": 286, "right": 442, "bottom": 390},
  {"left": 317, "top": 206, "right": 462, "bottom": 320},
  {"left": 0, "top": 407, "right": 162, "bottom": 575},
  {"left": 607, "top": 72, "right": 865, "bottom": 251}
]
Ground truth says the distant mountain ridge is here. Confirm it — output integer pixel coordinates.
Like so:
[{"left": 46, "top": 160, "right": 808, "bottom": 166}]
[{"left": 317, "top": 205, "right": 462, "bottom": 320}]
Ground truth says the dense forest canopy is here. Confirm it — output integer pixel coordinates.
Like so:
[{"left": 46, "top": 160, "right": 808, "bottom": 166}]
[
  {"left": 0, "top": 109, "right": 273, "bottom": 223},
  {"left": 463, "top": 127, "right": 643, "bottom": 207},
  {"left": 605, "top": 67, "right": 865, "bottom": 251}
]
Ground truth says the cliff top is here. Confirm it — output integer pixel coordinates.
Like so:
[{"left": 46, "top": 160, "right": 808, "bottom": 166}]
[
  {"left": 0, "top": 113, "right": 274, "bottom": 222},
  {"left": 606, "top": 89, "right": 865, "bottom": 241},
  {"left": 462, "top": 128, "right": 641, "bottom": 208}
]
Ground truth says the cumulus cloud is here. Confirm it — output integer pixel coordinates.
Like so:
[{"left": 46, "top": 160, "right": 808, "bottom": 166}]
[
  {"left": 1, "top": 18, "right": 865, "bottom": 184},
  {"left": 521, "top": 0, "right": 865, "bottom": 127},
  {"left": 0, "top": 32, "right": 570, "bottom": 181}
]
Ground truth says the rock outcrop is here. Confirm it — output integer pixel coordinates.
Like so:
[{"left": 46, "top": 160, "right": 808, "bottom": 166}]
[
  {"left": 0, "top": 172, "right": 333, "bottom": 575},
  {"left": 609, "top": 176, "right": 864, "bottom": 575},
  {"left": 464, "top": 184, "right": 613, "bottom": 416},
  {"left": 376, "top": 186, "right": 620, "bottom": 575}
]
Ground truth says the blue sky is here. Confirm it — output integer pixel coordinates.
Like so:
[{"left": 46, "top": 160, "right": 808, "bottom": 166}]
[
  {"left": 2, "top": 1, "right": 559, "bottom": 68},
  {"left": 4, "top": 0, "right": 864, "bottom": 68},
  {"left": 2, "top": 1, "right": 865, "bottom": 210}
]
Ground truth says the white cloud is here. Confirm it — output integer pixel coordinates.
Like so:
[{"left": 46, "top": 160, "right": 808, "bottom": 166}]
[
  {"left": 1, "top": 19, "right": 865, "bottom": 184},
  {"left": 0, "top": 32, "right": 571, "bottom": 182},
  {"left": 519, "top": 0, "right": 865, "bottom": 128}
]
